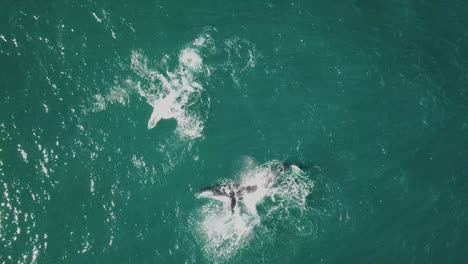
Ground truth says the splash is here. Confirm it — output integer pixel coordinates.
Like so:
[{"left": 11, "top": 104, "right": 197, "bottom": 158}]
[
  {"left": 89, "top": 31, "right": 261, "bottom": 139},
  {"left": 179, "top": 48, "right": 203, "bottom": 70},
  {"left": 195, "top": 159, "right": 314, "bottom": 261},
  {"left": 91, "top": 86, "right": 130, "bottom": 112},
  {"left": 86, "top": 33, "right": 214, "bottom": 136},
  {"left": 130, "top": 37, "right": 212, "bottom": 139}
]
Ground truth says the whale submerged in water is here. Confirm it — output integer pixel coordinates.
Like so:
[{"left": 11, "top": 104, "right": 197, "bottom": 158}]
[{"left": 196, "top": 162, "right": 306, "bottom": 213}]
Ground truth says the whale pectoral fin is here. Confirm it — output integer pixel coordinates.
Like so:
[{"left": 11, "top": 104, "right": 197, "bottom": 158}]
[{"left": 148, "top": 107, "right": 162, "bottom": 129}]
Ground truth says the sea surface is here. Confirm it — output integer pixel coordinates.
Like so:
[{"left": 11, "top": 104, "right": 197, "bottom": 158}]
[{"left": 1, "top": 0, "right": 468, "bottom": 263}]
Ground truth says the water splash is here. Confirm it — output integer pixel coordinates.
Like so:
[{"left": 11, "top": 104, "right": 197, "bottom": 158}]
[
  {"left": 194, "top": 159, "right": 314, "bottom": 262},
  {"left": 130, "top": 37, "right": 212, "bottom": 139}
]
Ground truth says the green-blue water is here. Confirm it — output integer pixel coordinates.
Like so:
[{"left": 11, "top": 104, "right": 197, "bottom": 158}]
[{"left": 1, "top": 0, "right": 468, "bottom": 263}]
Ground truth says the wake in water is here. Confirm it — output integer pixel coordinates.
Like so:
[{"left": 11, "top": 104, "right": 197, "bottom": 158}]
[{"left": 193, "top": 159, "right": 314, "bottom": 261}]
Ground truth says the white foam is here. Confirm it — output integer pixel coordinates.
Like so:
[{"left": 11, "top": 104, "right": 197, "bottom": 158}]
[
  {"left": 17, "top": 144, "right": 28, "bottom": 162},
  {"left": 90, "top": 179, "right": 95, "bottom": 194},
  {"left": 89, "top": 31, "right": 261, "bottom": 140},
  {"left": 91, "top": 87, "right": 130, "bottom": 112},
  {"left": 198, "top": 201, "right": 259, "bottom": 260},
  {"left": 92, "top": 12, "right": 102, "bottom": 23},
  {"left": 130, "top": 38, "right": 211, "bottom": 138},
  {"left": 31, "top": 245, "right": 39, "bottom": 263},
  {"left": 179, "top": 48, "right": 202, "bottom": 70}
]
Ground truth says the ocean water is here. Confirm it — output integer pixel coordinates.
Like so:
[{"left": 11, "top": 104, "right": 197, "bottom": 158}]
[{"left": 1, "top": 0, "right": 468, "bottom": 263}]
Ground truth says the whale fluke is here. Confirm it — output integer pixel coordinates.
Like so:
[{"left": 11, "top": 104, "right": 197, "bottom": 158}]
[{"left": 196, "top": 162, "right": 304, "bottom": 213}]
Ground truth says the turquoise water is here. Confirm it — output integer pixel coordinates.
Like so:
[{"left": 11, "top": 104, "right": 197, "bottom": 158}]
[{"left": 1, "top": 0, "right": 468, "bottom": 263}]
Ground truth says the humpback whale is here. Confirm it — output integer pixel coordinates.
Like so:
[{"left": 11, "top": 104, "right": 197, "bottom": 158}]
[{"left": 196, "top": 162, "right": 305, "bottom": 213}]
